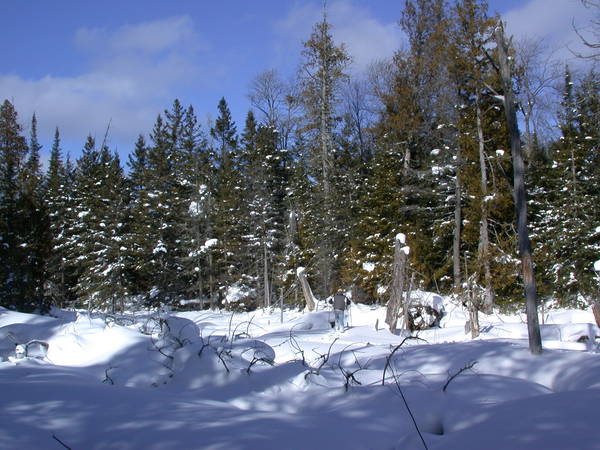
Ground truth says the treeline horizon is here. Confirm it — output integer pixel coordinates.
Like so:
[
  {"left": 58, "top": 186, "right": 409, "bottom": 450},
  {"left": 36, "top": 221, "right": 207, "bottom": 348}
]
[{"left": 1, "top": 0, "right": 598, "bottom": 314}]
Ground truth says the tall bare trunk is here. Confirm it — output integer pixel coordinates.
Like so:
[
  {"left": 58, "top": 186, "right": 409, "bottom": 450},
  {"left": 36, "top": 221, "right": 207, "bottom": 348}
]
[
  {"left": 495, "top": 24, "right": 542, "bottom": 355},
  {"left": 523, "top": 106, "right": 534, "bottom": 160},
  {"left": 209, "top": 252, "right": 215, "bottom": 310},
  {"left": 403, "top": 146, "right": 411, "bottom": 178},
  {"left": 469, "top": 301, "right": 480, "bottom": 339},
  {"left": 263, "top": 242, "right": 270, "bottom": 308},
  {"left": 476, "top": 99, "right": 494, "bottom": 313},
  {"left": 453, "top": 149, "right": 462, "bottom": 290},
  {"left": 403, "top": 271, "right": 415, "bottom": 330},
  {"left": 195, "top": 220, "right": 203, "bottom": 302}
]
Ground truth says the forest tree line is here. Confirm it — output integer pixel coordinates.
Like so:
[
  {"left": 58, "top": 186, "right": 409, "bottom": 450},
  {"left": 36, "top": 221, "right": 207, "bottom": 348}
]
[{"left": 1, "top": 0, "right": 598, "bottom": 313}]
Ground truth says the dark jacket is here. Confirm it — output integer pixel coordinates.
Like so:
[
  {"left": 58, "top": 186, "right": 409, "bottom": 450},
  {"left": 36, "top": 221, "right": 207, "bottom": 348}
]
[{"left": 331, "top": 293, "right": 350, "bottom": 311}]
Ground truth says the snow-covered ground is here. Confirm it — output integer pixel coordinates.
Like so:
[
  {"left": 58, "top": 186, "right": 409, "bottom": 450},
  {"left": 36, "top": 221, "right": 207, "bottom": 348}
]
[{"left": 1, "top": 293, "right": 600, "bottom": 449}]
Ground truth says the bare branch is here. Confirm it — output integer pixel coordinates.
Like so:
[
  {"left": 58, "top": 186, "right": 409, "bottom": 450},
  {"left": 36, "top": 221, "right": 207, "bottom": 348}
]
[{"left": 442, "top": 361, "right": 478, "bottom": 392}]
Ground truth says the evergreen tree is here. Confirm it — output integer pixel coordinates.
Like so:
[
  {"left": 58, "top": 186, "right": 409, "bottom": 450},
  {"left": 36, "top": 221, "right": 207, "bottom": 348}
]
[
  {"left": 357, "top": 0, "right": 450, "bottom": 300},
  {"left": 446, "top": 0, "right": 519, "bottom": 307},
  {"left": 142, "top": 111, "right": 181, "bottom": 305},
  {"left": 68, "top": 136, "right": 129, "bottom": 311},
  {"left": 177, "top": 105, "right": 213, "bottom": 305},
  {"left": 209, "top": 100, "right": 247, "bottom": 306},
  {"left": 531, "top": 69, "right": 600, "bottom": 304},
  {"left": 45, "top": 127, "right": 73, "bottom": 306},
  {"left": 211, "top": 97, "right": 237, "bottom": 158},
  {"left": 299, "top": 12, "right": 350, "bottom": 296},
  {"left": 240, "top": 111, "right": 291, "bottom": 307},
  {"left": 18, "top": 113, "right": 50, "bottom": 310},
  {"left": 0, "top": 100, "right": 30, "bottom": 309},
  {"left": 343, "top": 143, "right": 405, "bottom": 302}
]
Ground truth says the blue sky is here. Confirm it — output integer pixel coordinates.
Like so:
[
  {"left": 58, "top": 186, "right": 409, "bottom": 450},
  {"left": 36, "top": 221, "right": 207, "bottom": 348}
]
[{"left": 0, "top": 0, "right": 594, "bottom": 161}]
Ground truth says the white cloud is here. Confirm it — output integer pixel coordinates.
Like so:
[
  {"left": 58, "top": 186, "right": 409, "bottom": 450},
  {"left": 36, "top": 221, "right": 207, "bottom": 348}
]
[
  {"left": 0, "top": 15, "right": 206, "bottom": 154},
  {"left": 276, "top": 1, "right": 405, "bottom": 72},
  {"left": 503, "top": 0, "right": 594, "bottom": 65},
  {"left": 75, "top": 16, "right": 204, "bottom": 57}
]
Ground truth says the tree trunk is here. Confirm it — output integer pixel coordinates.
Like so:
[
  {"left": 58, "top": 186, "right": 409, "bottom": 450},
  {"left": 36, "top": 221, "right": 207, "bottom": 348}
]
[
  {"left": 453, "top": 149, "right": 462, "bottom": 290},
  {"left": 592, "top": 301, "right": 600, "bottom": 328},
  {"left": 495, "top": 24, "right": 542, "bottom": 355},
  {"left": 476, "top": 99, "right": 494, "bottom": 313},
  {"left": 195, "top": 220, "right": 203, "bottom": 303},
  {"left": 403, "top": 271, "right": 415, "bottom": 330},
  {"left": 263, "top": 242, "right": 270, "bottom": 308},
  {"left": 209, "top": 252, "right": 215, "bottom": 310},
  {"left": 523, "top": 106, "right": 534, "bottom": 160},
  {"left": 469, "top": 300, "right": 480, "bottom": 339},
  {"left": 297, "top": 267, "right": 316, "bottom": 311},
  {"left": 385, "top": 235, "right": 408, "bottom": 334}
]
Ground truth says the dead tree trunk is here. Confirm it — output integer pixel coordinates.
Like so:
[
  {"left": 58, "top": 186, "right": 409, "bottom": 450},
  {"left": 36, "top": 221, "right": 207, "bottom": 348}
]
[
  {"left": 385, "top": 235, "right": 409, "bottom": 334},
  {"left": 263, "top": 242, "right": 271, "bottom": 308},
  {"left": 297, "top": 267, "right": 316, "bottom": 312},
  {"left": 495, "top": 23, "right": 542, "bottom": 355},
  {"left": 468, "top": 282, "right": 481, "bottom": 339},
  {"left": 453, "top": 149, "right": 463, "bottom": 290},
  {"left": 476, "top": 98, "right": 494, "bottom": 313},
  {"left": 403, "top": 271, "right": 415, "bottom": 330}
]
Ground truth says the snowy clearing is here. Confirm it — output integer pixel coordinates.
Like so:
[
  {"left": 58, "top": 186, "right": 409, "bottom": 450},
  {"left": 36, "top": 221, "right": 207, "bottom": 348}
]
[{"left": 1, "top": 294, "right": 600, "bottom": 449}]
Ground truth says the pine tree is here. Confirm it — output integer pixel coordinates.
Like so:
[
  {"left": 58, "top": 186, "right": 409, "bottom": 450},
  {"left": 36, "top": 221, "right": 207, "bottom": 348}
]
[
  {"left": 177, "top": 105, "right": 213, "bottom": 305},
  {"left": 240, "top": 111, "right": 291, "bottom": 307},
  {"left": 68, "top": 136, "right": 129, "bottom": 311},
  {"left": 211, "top": 97, "right": 237, "bottom": 159},
  {"left": 359, "top": 0, "right": 450, "bottom": 300},
  {"left": 532, "top": 69, "right": 600, "bottom": 304},
  {"left": 209, "top": 100, "right": 247, "bottom": 306},
  {"left": 141, "top": 109, "right": 182, "bottom": 305},
  {"left": 45, "top": 127, "right": 72, "bottom": 306},
  {"left": 299, "top": 12, "right": 351, "bottom": 296},
  {"left": 446, "top": 0, "right": 519, "bottom": 308},
  {"left": 17, "top": 113, "right": 50, "bottom": 310},
  {"left": 344, "top": 143, "right": 405, "bottom": 302},
  {"left": 0, "top": 100, "right": 30, "bottom": 309}
]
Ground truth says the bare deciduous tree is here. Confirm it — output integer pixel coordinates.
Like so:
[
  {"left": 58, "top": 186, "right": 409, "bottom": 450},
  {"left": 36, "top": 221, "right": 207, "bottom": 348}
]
[
  {"left": 572, "top": 0, "right": 600, "bottom": 60},
  {"left": 248, "top": 69, "right": 302, "bottom": 150},
  {"left": 514, "top": 38, "right": 562, "bottom": 157}
]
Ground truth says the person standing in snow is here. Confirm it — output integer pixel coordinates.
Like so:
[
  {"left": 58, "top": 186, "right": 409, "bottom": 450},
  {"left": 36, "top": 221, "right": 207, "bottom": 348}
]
[{"left": 329, "top": 290, "right": 350, "bottom": 331}]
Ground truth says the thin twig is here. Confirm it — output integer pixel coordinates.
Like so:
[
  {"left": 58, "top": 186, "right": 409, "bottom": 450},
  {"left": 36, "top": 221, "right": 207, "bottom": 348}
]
[
  {"left": 443, "top": 361, "right": 478, "bottom": 392},
  {"left": 389, "top": 363, "right": 429, "bottom": 450},
  {"left": 381, "top": 336, "right": 426, "bottom": 386},
  {"left": 52, "top": 434, "right": 73, "bottom": 450}
]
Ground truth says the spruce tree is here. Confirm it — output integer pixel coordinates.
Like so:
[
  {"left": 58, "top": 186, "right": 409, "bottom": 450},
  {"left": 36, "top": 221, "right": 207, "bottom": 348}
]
[
  {"left": 532, "top": 69, "right": 600, "bottom": 304},
  {"left": 0, "top": 100, "right": 29, "bottom": 309},
  {"left": 240, "top": 111, "right": 290, "bottom": 307},
  {"left": 45, "top": 128, "right": 72, "bottom": 306},
  {"left": 177, "top": 105, "right": 213, "bottom": 305},
  {"left": 18, "top": 113, "right": 50, "bottom": 310},
  {"left": 142, "top": 111, "right": 180, "bottom": 305},
  {"left": 69, "top": 136, "right": 129, "bottom": 311},
  {"left": 446, "top": 0, "right": 519, "bottom": 307},
  {"left": 209, "top": 100, "right": 247, "bottom": 306},
  {"left": 299, "top": 13, "right": 350, "bottom": 296}
]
